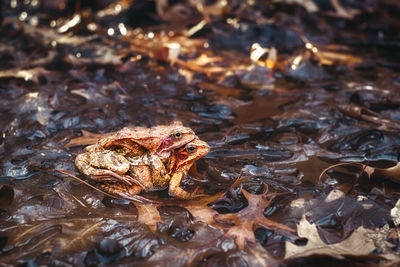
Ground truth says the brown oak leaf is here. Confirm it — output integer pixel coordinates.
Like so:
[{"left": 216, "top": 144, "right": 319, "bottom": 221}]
[
  {"left": 214, "top": 187, "right": 295, "bottom": 250},
  {"left": 284, "top": 215, "right": 376, "bottom": 259},
  {"left": 319, "top": 161, "right": 400, "bottom": 184}
]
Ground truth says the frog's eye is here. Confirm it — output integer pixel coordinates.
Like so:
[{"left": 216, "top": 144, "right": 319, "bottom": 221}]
[
  {"left": 186, "top": 144, "right": 197, "bottom": 153},
  {"left": 172, "top": 131, "right": 182, "bottom": 140}
]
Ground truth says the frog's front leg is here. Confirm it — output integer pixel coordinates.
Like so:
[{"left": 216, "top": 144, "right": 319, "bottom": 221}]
[
  {"left": 75, "top": 151, "right": 143, "bottom": 187},
  {"left": 168, "top": 172, "right": 200, "bottom": 199}
]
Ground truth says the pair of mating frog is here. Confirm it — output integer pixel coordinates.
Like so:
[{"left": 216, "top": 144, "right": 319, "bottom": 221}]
[{"left": 75, "top": 122, "right": 210, "bottom": 200}]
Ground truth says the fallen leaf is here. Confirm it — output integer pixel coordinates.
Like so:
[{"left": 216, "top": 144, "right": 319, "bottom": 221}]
[
  {"left": 338, "top": 104, "right": 400, "bottom": 132},
  {"left": 284, "top": 215, "right": 376, "bottom": 259},
  {"left": 319, "top": 161, "right": 400, "bottom": 184},
  {"left": 0, "top": 67, "right": 51, "bottom": 83},
  {"left": 368, "top": 224, "right": 400, "bottom": 263},
  {"left": 64, "top": 130, "right": 114, "bottom": 148},
  {"left": 390, "top": 199, "right": 400, "bottom": 226},
  {"left": 272, "top": 0, "right": 318, "bottom": 13},
  {"left": 0, "top": 184, "right": 14, "bottom": 208},
  {"left": 239, "top": 242, "right": 281, "bottom": 267},
  {"left": 0, "top": 222, "right": 62, "bottom": 262},
  {"left": 214, "top": 188, "right": 295, "bottom": 250},
  {"left": 3, "top": 18, "right": 94, "bottom": 46},
  {"left": 131, "top": 177, "right": 247, "bottom": 234},
  {"left": 54, "top": 219, "right": 104, "bottom": 254},
  {"left": 135, "top": 203, "right": 163, "bottom": 233}
]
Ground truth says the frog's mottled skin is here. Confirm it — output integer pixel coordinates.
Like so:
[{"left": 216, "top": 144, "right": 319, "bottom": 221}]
[
  {"left": 75, "top": 121, "right": 196, "bottom": 185},
  {"left": 75, "top": 123, "right": 210, "bottom": 199},
  {"left": 98, "top": 138, "right": 210, "bottom": 199}
]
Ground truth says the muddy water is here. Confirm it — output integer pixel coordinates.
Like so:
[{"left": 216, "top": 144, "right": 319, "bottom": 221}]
[{"left": 1, "top": 1, "right": 400, "bottom": 266}]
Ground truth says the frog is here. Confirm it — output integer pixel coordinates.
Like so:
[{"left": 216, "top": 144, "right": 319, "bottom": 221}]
[
  {"left": 96, "top": 138, "right": 210, "bottom": 200},
  {"left": 87, "top": 121, "right": 196, "bottom": 158},
  {"left": 75, "top": 121, "right": 197, "bottom": 185},
  {"left": 166, "top": 138, "right": 210, "bottom": 199}
]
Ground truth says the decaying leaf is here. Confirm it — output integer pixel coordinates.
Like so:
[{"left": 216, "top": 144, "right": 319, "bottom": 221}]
[
  {"left": 284, "top": 215, "right": 376, "bottom": 259},
  {"left": 319, "top": 161, "right": 400, "bottom": 184},
  {"left": 391, "top": 199, "right": 400, "bottom": 226},
  {"left": 135, "top": 203, "right": 163, "bottom": 233},
  {"left": 368, "top": 224, "right": 400, "bottom": 263},
  {"left": 2, "top": 18, "right": 95, "bottom": 46},
  {"left": 239, "top": 242, "right": 281, "bottom": 267},
  {"left": 338, "top": 104, "right": 400, "bottom": 132},
  {"left": 131, "top": 178, "right": 246, "bottom": 233},
  {"left": 214, "top": 188, "right": 295, "bottom": 250},
  {"left": 273, "top": 0, "right": 318, "bottom": 13},
  {"left": 0, "top": 222, "right": 62, "bottom": 262},
  {"left": 64, "top": 130, "right": 114, "bottom": 148},
  {"left": 2, "top": 18, "right": 122, "bottom": 66},
  {"left": 54, "top": 219, "right": 104, "bottom": 254},
  {"left": 0, "top": 67, "right": 51, "bottom": 83},
  {"left": 0, "top": 184, "right": 14, "bottom": 208}
]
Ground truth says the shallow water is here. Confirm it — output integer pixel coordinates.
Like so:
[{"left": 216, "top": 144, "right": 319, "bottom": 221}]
[{"left": 1, "top": 0, "right": 400, "bottom": 265}]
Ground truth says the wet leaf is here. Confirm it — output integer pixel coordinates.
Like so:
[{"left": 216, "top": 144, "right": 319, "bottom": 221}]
[
  {"left": 214, "top": 188, "right": 295, "bottom": 250},
  {"left": 391, "top": 199, "right": 400, "bottom": 226},
  {"left": 1, "top": 0, "right": 400, "bottom": 265},
  {"left": 64, "top": 130, "right": 114, "bottom": 148},
  {"left": 0, "top": 67, "right": 51, "bottom": 83},
  {"left": 0, "top": 184, "right": 14, "bottom": 208},
  {"left": 273, "top": 0, "right": 319, "bottom": 13},
  {"left": 319, "top": 161, "right": 400, "bottom": 184},
  {"left": 54, "top": 219, "right": 104, "bottom": 254},
  {"left": 238, "top": 242, "right": 280, "bottom": 267},
  {"left": 135, "top": 203, "right": 163, "bottom": 233},
  {"left": 284, "top": 215, "right": 376, "bottom": 259}
]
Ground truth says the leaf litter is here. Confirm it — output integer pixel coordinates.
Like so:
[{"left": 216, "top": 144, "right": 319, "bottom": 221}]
[{"left": 1, "top": 0, "right": 400, "bottom": 266}]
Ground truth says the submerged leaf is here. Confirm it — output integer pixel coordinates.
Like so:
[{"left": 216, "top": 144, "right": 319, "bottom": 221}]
[{"left": 54, "top": 219, "right": 104, "bottom": 254}]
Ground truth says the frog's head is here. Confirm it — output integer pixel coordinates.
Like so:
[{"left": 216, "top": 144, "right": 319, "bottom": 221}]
[
  {"left": 170, "top": 138, "right": 210, "bottom": 173},
  {"left": 156, "top": 121, "right": 197, "bottom": 158}
]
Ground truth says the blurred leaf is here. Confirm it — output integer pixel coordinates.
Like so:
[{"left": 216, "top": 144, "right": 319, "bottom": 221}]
[
  {"left": 273, "top": 0, "right": 318, "bottom": 13},
  {"left": 0, "top": 67, "right": 51, "bottom": 83}
]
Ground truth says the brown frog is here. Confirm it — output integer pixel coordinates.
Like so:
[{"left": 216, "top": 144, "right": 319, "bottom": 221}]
[
  {"left": 88, "top": 121, "right": 196, "bottom": 158},
  {"left": 97, "top": 138, "right": 210, "bottom": 199},
  {"left": 75, "top": 121, "right": 196, "bottom": 185}
]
